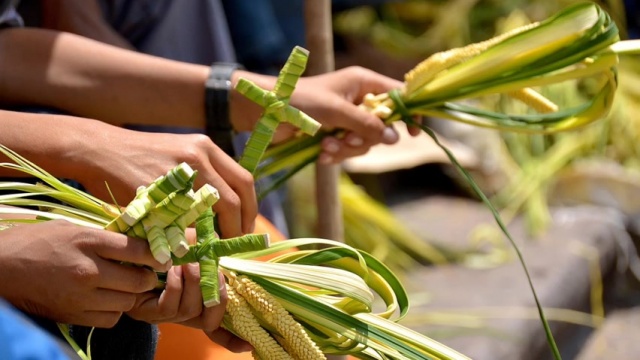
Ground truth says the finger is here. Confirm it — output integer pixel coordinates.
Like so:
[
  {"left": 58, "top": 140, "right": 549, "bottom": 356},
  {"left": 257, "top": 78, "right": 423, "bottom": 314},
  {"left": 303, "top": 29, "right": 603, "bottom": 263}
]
[
  {"left": 339, "top": 126, "right": 400, "bottom": 148},
  {"left": 343, "top": 133, "right": 365, "bottom": 148},
  {"left": 176, "top": 263, "right": 204, "bottom": 322},
  {"left": 408, "top": 116, "right": 424, "bottom": 136},
  {"left": 205, "top": 328, "right": 254, "bottom": 353},
  {"left": 271, "top": 123, "right": 298, "bottom": 144},
  {"left": 96, "top": 259, "right": 158, "bottom": 293},
  {"left": 132, "top": 292, "right": 158, "bottom": 309},
  {"left": 126, "top": 292, "right": 160, "bottom": 322},
  {"left": 408, "top": 126, "right": 422, "bottom": 136},
  {"left": 322, "top": 136, "right": 342, "bottom": 154},
  {"left": 381, "top": 126, "right": 400, "bottom": 144},
  {"left": 183, "top": 228, "right": 197, "bottom": 245},
  {"left": 88, "top": 288, "right": 137, "bottom": 312},
  {"left": 319, "top": 136, "right": 371, "bottom": 164},
  {"left": 195, "top": 163, "right": 242, "bottom": 238},
  {"left": 319, "top": 137, "right": 340, "bottom": 164},
  {"left": 78, "top": 310, "right": 124, "bottom": 328},
  {"left": 206, "top": 147, "right": 258, "bottom": 236},
  {"left": 325, "top": 102, "right": 400, "bottom": 147},
  {"left": 93, "top": 231, "right": 170, "bottom": 272},
  {"left": 347, "top": 66, "right": 403, "bottom": 99},
  {"left": 320, "top": 102, "right": 388, "bottom": 145},
  {"left": 155, "top": 266, "right": 185, "bottom": 320},
  {"left": 127, "top": 266, "right": 186, "bottom": 323}
]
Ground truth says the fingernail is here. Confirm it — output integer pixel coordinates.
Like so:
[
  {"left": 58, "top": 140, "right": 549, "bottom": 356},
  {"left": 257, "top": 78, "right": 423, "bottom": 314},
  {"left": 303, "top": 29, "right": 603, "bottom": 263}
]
[
  {"left": 173, "top": 265, "right": 182, "bottom": 278},
  {"left": 324, "top": 141, "right": 340, "bottom": 153},
  {"left": 319, "top": 154, "right": 333, "bottom": 164},
  {"left": 186, "top": 262, "right": 200, "bottom": 277},
  {"left": 347, "top": 136, "right": 364, "bottom": 147},
  {"left": 161, "top": 260, "right": 173, "bottom": 272},
  {"left": 187, "top": 262, "right": 199, "bottom": 271},
  {"left": 382, "top": 127, "right": 399, "bottom": 144}
]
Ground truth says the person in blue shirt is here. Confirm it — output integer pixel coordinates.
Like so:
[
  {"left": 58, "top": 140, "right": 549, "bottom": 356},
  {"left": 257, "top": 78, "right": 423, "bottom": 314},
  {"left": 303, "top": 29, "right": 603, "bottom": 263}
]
[{"left": 0, "top": 299, "right": 71, "bottom": 360}]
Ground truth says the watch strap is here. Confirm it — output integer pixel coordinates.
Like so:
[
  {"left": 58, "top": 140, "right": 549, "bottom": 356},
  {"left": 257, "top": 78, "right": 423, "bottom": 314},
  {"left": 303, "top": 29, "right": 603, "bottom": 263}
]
[{"left": 205, "top": 62, "right": 243, "bottom": 157}]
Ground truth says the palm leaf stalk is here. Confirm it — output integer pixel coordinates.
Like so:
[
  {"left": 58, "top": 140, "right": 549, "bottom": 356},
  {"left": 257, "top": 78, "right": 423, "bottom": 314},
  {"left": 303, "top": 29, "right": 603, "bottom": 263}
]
[{"left": 0, "top": 146, "right": 469, "bottom": 360}]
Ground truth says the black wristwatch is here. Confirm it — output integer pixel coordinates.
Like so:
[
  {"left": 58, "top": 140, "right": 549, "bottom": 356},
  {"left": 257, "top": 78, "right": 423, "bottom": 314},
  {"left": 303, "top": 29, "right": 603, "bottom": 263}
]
[{"left": 205, "top": 62, "right": 244, "bottom": 157}]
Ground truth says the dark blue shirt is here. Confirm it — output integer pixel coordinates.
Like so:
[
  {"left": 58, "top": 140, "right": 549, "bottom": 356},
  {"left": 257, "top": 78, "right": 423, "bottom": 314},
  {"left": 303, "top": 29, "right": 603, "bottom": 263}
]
[{"left": 0, "top": 0, "right": 22, "bottom": 28}]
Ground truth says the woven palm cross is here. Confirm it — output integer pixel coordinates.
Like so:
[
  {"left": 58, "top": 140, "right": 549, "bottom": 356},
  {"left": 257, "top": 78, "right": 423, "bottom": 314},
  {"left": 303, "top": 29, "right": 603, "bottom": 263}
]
[{"left": 236, "top": 46, "right": 321, "bottom": 174}]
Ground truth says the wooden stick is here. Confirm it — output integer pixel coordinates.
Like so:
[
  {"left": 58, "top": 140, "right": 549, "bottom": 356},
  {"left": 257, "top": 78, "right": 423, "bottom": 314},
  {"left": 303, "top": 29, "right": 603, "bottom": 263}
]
[{"left": 304, "top": 0, "right": 344, "bottom": 244}]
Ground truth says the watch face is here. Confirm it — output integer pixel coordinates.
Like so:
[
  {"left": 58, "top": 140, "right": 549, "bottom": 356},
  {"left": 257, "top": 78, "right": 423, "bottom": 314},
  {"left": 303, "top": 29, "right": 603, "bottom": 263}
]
[{"left": 206, "top": 78, "right": 232, "bottom": 90}]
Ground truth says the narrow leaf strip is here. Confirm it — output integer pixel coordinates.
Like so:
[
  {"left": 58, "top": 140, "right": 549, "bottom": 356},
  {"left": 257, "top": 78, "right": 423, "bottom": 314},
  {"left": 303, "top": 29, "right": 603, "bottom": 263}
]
[{"left": 411, "top": 120, "right": 561, "bottom": 360}]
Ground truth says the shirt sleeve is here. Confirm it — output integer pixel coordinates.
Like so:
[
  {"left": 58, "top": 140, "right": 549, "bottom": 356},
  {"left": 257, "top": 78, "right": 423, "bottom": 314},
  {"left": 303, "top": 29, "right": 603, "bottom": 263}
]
[{"left": 0, "top": 1, "right": 23, "bottom": 29}]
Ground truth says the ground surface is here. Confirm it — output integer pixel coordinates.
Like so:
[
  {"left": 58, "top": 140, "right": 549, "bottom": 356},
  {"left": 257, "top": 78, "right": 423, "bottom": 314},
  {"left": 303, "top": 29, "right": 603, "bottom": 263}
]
[{"left": 376, "top": 168, "right": 640, "bottom": 360}]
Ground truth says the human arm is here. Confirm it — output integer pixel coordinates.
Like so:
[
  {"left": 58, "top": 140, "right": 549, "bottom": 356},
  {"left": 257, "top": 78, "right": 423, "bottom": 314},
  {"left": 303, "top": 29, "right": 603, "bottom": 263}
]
[
  {"left": 0, "top": 218, "right": 249, "bottom": 350},
  {"left": 0, "top": 28, "right": 409, "bottom": 162},
  {"left": 0, "top": 27, "right": 208, "bottom": 130},
  {"left": 0, "top": 110, "right": 256, "bottom": 237}
]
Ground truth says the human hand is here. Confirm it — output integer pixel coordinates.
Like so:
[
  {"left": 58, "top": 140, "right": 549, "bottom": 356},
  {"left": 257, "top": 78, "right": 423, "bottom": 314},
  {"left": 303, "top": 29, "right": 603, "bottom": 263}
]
[
  {"left": 127, "top": 265, "right": 251, "bottom": 352},
  {"left": 231, "top": 67, "right": 421, "bottom": 164},
  {"left": 126, "top": 226, "right": 252, "bottom": 352},
  {"left": 127, "top": 264, "right": 226, "bottom": 332},
  {"left": 0, "top": 220, "right": 168, "bottom": 327},
  {"left": 283, "top": 66, "right": 422, "bottom": 163},
  {"left": 74, "top": 127, "right": 257, "bottom": 238}
]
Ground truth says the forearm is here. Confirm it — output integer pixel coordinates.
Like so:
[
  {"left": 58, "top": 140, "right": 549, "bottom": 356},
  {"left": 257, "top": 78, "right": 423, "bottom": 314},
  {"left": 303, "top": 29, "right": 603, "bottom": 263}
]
[
  {"left": 0, "top": 110, "right": 114, "bottom": 180},
  {"left": 0, "top": 27, "right": 288, "bottom": 134},
  {"left": 0, "top": 28, "right": 208, "bottom": 129}
]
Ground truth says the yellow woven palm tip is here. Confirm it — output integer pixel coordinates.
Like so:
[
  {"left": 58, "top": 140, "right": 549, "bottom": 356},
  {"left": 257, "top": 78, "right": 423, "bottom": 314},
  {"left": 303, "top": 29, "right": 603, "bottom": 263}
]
[
  {"left": 233, "top": 276, "right": 327, "bottom": 360},
  {"left": 225, "top": 285, "right": 293, "bottom": 360},
  {"left": 404, "top": 21, "right": 541, "bottom": 94}
]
